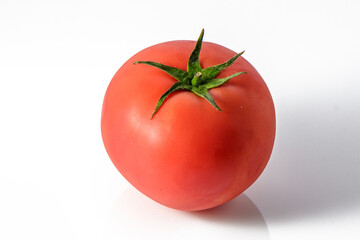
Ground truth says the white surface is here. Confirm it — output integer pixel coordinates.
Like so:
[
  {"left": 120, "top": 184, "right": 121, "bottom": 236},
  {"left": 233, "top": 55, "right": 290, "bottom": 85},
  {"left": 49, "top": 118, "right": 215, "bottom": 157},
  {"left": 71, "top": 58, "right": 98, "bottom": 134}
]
[{"left": 1, "top": 0, "right": 360, "bottom": 239}]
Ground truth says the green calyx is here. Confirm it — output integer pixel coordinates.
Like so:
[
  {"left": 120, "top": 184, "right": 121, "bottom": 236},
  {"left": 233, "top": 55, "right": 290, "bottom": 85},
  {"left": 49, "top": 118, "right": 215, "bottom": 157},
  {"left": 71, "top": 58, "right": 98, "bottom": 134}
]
[{"left": 134, "top": 29, "right": 247, "bottom": 119}]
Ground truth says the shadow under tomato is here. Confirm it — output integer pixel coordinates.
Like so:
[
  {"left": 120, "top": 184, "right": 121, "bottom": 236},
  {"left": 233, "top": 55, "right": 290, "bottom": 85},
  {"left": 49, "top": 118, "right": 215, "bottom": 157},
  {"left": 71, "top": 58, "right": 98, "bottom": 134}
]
[
  {"left": 249, "top": 96, "right": 360, "bottom": 222},
  {"left": 105, "top": 187, "right": 270, "bottom": 239},
  {"left": 188, "top": 193, "right": 268, "bottom": 228}
]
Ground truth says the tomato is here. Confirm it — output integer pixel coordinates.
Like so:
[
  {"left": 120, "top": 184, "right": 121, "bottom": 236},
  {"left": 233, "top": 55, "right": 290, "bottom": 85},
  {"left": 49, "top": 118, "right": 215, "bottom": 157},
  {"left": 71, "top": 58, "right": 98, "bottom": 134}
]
[{"left": 101, "top": 30, "right": 275, "bottom": 211}]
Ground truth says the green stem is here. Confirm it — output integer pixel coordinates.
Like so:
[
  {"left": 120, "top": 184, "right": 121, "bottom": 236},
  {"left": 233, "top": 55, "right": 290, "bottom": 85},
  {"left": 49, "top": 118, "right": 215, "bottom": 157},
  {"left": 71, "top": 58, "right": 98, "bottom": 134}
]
[
  {"left": 191, "top": 72, "right": 202, "bottom": 86},
  {"left": 134, "top": 29, "right": 247, "bottom": 118}
]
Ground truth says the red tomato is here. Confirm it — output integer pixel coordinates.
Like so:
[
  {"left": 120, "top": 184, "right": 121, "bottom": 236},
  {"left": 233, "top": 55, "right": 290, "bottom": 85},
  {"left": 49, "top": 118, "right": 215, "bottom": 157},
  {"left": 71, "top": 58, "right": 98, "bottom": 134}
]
[{"left": 101, "top": 31, "right": 275, "bottom": 211}]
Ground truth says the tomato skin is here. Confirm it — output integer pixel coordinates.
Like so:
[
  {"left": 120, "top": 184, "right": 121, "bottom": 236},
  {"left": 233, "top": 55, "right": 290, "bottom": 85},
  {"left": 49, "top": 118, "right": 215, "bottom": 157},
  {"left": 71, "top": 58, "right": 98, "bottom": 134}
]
[{"left": 101, "top": 40, "right": 275, "bottom": 211}]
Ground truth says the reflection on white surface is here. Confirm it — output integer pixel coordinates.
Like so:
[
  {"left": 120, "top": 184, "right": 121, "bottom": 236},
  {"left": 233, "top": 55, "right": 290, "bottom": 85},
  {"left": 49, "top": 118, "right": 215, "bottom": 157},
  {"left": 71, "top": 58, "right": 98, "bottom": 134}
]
[{"left": 104, "top": 187, "right": 269, "bottom": 240}]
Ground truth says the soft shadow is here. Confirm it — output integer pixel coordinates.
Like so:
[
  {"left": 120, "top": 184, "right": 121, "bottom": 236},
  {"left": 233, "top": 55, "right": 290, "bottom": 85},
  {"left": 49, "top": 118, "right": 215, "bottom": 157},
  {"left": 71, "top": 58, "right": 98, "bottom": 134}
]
[
  {"left": 105, "top": 188, "right": 270, "bottom": 239},
  {"left": 188, "top": 193, "right": 268, "bottom": 228},
  {"left": 251, "top": 98, "right": 360, "bottom": 222}
]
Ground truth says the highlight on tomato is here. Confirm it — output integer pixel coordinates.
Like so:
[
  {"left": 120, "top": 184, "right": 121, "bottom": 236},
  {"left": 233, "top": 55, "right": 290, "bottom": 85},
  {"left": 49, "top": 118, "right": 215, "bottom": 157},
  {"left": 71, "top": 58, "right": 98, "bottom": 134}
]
[{"left": 101, "top": 29, "right": 276, "bottom": 211}]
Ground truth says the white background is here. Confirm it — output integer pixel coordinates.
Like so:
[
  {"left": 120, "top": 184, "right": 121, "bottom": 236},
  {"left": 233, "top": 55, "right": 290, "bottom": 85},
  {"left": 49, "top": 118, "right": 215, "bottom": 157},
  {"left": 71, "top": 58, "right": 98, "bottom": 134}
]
[{"left": 1, "top": 0, "right": 360, "bottom": 239}]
